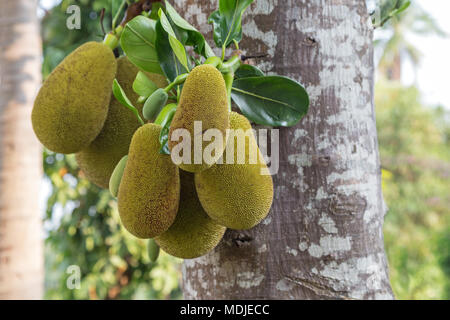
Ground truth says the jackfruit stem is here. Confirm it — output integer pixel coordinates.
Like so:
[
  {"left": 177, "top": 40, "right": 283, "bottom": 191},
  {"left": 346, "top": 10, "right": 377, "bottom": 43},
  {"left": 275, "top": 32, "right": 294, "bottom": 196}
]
[
  {"left": 164, "top": 73, "right": 188, "bottom": 93},
  {"left": 103, "top": 31, "right": 121, "bottom": 50},
  {"left": 204, "top": 56, "right": 223, "bottom": 68},
  {"left": 112, "top": 0, "right": 127, "bottom": 30},
  {"left": 220, "top": 55, "right": 241, "bottom": 74}
]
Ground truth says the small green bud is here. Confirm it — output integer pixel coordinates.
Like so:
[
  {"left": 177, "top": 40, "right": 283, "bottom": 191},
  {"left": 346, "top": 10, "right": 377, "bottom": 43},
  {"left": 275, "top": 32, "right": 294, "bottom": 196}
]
[
  {"left": 143, "top": 88, "right": 168, "bottom": 121},
  {"left": 109, "top": 155, "right": 128, "bottom": 197},
  {"left": 103, "top": 32, "right": 119, "bottom": 50},
  {"left": 148, "top": 239, "right": 160, "bottom": 263}
]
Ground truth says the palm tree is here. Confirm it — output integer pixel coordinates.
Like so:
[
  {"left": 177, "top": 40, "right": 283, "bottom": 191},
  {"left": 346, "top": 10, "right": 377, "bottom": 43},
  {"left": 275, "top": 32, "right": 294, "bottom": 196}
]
[
  {"left": 0, "top": 0, "right": 43, "bottom": 299},
  {"left": 376, "top": 2, "right": 446, "bottom": 80}
]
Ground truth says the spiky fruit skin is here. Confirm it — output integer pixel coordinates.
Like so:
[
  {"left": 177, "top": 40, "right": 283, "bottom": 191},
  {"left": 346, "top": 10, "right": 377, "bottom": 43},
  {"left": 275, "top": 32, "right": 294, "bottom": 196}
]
[
  {"left": 75, "top": 57, "right": 167, "bottom": 188},
  {"left": 118, "top": 123, "right": 180, "bottom": 239},
  {"left": 168, "top": 64, "right": 229, "bottom": 173},
  {"left": 155, "top": 171, "right": 226, "bottom": 259},
  {"left": 32, "top": 41, "right": 117, "bottom": 154},
  {"left": 195, "top": 112, "right": 274, "bottom": 230}
]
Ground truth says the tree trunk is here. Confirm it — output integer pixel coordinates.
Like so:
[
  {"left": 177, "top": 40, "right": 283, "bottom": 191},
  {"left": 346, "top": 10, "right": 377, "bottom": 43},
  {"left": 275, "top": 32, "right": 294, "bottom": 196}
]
[
  {"left": 176, "top": 0, "right": 394, "bottom": 299},
  {"left": 0, "top": 0, "right": 43, "bottom": 299}
]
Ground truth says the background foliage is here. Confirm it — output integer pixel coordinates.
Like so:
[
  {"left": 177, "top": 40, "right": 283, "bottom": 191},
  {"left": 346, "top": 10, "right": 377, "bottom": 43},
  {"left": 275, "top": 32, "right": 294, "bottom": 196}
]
[{"left": 40, "top": 0, "right": 449, "bottom": 299}]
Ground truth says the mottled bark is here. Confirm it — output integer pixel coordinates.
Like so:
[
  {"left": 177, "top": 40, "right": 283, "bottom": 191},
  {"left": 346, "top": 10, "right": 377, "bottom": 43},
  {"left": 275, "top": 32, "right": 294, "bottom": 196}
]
[
  {"left": 0, "top": 0, "right": 43, "bottom": 299},
  {"left": 176, "top": 0, "right": 393, "bottom": 299}
]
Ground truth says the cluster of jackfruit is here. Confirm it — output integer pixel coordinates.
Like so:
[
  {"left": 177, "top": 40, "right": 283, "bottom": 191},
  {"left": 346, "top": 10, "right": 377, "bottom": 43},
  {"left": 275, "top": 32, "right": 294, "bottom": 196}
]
[{"left": 32, "top": 42, "right": 273, "bottom": 260}]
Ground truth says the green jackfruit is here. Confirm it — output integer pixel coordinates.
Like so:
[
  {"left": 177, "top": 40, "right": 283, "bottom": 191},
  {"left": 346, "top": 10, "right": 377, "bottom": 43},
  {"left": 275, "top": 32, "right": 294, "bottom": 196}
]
[
  {"left": 143, "top": 88, "right": 168, "bottom": 121},
  {"left": 168, "top": 64, "right": 229, "bottom": 173},
  {"left": 155, "top": 171, "right": 226, "bottom": 259},
  {"left": 76, "top": 57, "right": 168, "bottom": 188},
  {"left": 32, "top": 41, "right": 117, "bottom": 154},
  {"left": 118, "top": 123, "right": 180, "bottom": 239},
  {"left": 109, "top": 155, "right": 128, "bottom": 198},
  {"left": 195, "top": 112, "right": 274, "bottom": 230}
]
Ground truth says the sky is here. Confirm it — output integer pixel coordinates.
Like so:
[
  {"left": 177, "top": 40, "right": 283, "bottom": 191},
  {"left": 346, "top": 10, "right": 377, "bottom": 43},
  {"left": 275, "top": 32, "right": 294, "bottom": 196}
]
[{"left": 402, "top": 0, "right": 450, "bottom": 109}]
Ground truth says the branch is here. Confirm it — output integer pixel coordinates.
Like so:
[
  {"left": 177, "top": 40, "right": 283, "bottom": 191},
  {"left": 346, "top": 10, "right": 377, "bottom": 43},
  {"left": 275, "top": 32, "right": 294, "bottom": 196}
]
[{"left": 120, "top": 0, "right": 161, "bottom": 26}]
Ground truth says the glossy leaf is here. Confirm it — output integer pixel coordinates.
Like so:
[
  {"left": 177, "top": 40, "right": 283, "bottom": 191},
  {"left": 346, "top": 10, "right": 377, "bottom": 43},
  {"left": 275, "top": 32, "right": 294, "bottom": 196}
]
[
  {"left": 164, "top": 1, "right": 215, "bottom": 58},
  {"left": 155, "top": 103, "right": 177, "bottom": 125},
  {"left": 155, "top": 20, "right": 189, "bottom": 82},
  {"left": 235, "top": 64, "right": 264, "bottom": 79},
  {"left": 373, "top": 0, "right": 411, "bottom": 27},
  {"left": 112, "top": 79, "right": 144, "bottom": 125},
  {"left": 231, "top": 76, "right": 309, "bottom": 127},
  {"left": 208, "top": 0, "right": 254, "bottom": 48},
  {"left": 132, "top": 71, "right": 158, "bottom": 98},
  {"left": 120, "top": 16, "right": 163, "bottom": 74},
  {"left": 158, "top": 106, "right": 177, "bottom": 155},
  {"left": 158, "top": 8, "right": 189, "bottom": 71}
]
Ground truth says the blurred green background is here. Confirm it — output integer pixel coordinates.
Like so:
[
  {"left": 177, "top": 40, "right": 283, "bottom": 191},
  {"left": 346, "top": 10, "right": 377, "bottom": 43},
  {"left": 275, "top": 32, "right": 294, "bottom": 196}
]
[{"left": 39, "top": 0, "right": 449, "bottom": 299}]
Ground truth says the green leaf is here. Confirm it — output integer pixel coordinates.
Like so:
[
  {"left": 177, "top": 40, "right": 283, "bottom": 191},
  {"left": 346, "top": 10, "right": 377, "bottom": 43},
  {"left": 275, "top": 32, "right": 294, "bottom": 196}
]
[
  {"left": 374, "top": 0, "right": 411, "bottom": 27},
  {"left": 164, "top": 1, "right": 215, "bottom": 58},
  {"left": 155, "top": 20, "right": 189, "bottom": 82},
  {"left": 120, "top": 16, "right": 163, "bottom": 74},
  {"left": 155, "top": 103, "right": 177, "bottom": 125},
  {"left": 231, "top": 76, "right": 309, "bottom": 127},
  {"left": 112, "top": 79, "right": 145, "bottom": 125},
  {"left": 208, "top": 0, "right": 254, "bottom": 48},
  {"left": 149, "top": 2, "right": 163, "bottom": 20},
  {"left": 157, "top": 105, "right": 177, "bottom": 154},
  {"left": 111, "top": 0, "right": 124, "bottom": 23},
  {"left": 158, "top": 9, "right": 189, "bottom": 71},
  {"left": 235, "top": 64, "right": 264, "bottom": 79},
  {"left": 133, "top": 71, "right": 158, "bottom": 98}
]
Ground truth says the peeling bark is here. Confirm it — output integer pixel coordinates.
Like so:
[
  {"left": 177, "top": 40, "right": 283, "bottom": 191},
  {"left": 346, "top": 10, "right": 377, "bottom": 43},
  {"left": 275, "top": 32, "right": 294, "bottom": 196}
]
[
  {"left": 176, "top": 0, "right": 394, "bottom": 299},
  {"left": 0, "top": 0, "right": 43, "bottom": 299}
]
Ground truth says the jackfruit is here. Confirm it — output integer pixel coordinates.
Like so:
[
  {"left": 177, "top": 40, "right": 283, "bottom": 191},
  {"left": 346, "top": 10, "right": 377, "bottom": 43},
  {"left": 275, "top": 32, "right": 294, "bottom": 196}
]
[
  {"left": 118, "top": 123, "right": 180, "bottom": 239},
  {"left": 32, "top": 41, "right": 117, "bottom": 154},
  {"left": 155, "top": 171, "right": 226, "bottom": 259},
  {"left": 195, "top": 112, "right": 274, "bottom": 230},
  {"left": 75, "top": 57, "right": 168, "bottom": 188},
  {"left": 168, "top": 64, "right": 229, "bottom": 173}
]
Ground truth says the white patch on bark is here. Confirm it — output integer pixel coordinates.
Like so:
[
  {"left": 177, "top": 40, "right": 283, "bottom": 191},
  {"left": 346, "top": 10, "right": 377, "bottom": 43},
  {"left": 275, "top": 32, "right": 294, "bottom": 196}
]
[
  {"left": 185, "top": 3, "right": 209, "bottom": 34},
  {"left": 237, "top": 272, "right": 265, "bottom": 289},
  {"left": 298, "top": 242, "right": 309, "bottom": 252},
  {"left": 292, "top": 129, "right": 308, "bottom": 146},
  {"left": 286, "top": 246, "right": 298, "bottom": 256},
  {"left": 308, "top": 236, "right": 352, "bottom": 258},
  {"left": 315, "top": 187, "right": 327, "bottom": 200},
  {"left": 258, "top": 244, "right": 268, "bottom": 253},
  {"left": 276, "top": 278, "right": 295, "bottom": 292},
  {"left": 318, "top": 214, "right": 338, "bottom": 234}
]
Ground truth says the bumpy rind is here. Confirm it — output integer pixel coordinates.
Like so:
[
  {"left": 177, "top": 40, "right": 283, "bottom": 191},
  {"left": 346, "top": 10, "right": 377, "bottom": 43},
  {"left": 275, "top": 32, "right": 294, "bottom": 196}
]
[
  {"left": 118, "top": 123, "right": 180, "bottom": 239},
  {"left": 75, "top": 57, "right": 167, "bottom": 188},
  {"left": 155, "top": 171, "right": 226, "bottom": 259},
  {"left": 195, "top": 112, "right": 274, "bottom": 230},
  {"left": 168, "top": 64, "right": 229, "bottom": 173},
  {"left": 32, "top": 41, "right": 117, "bottom": 154}
]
